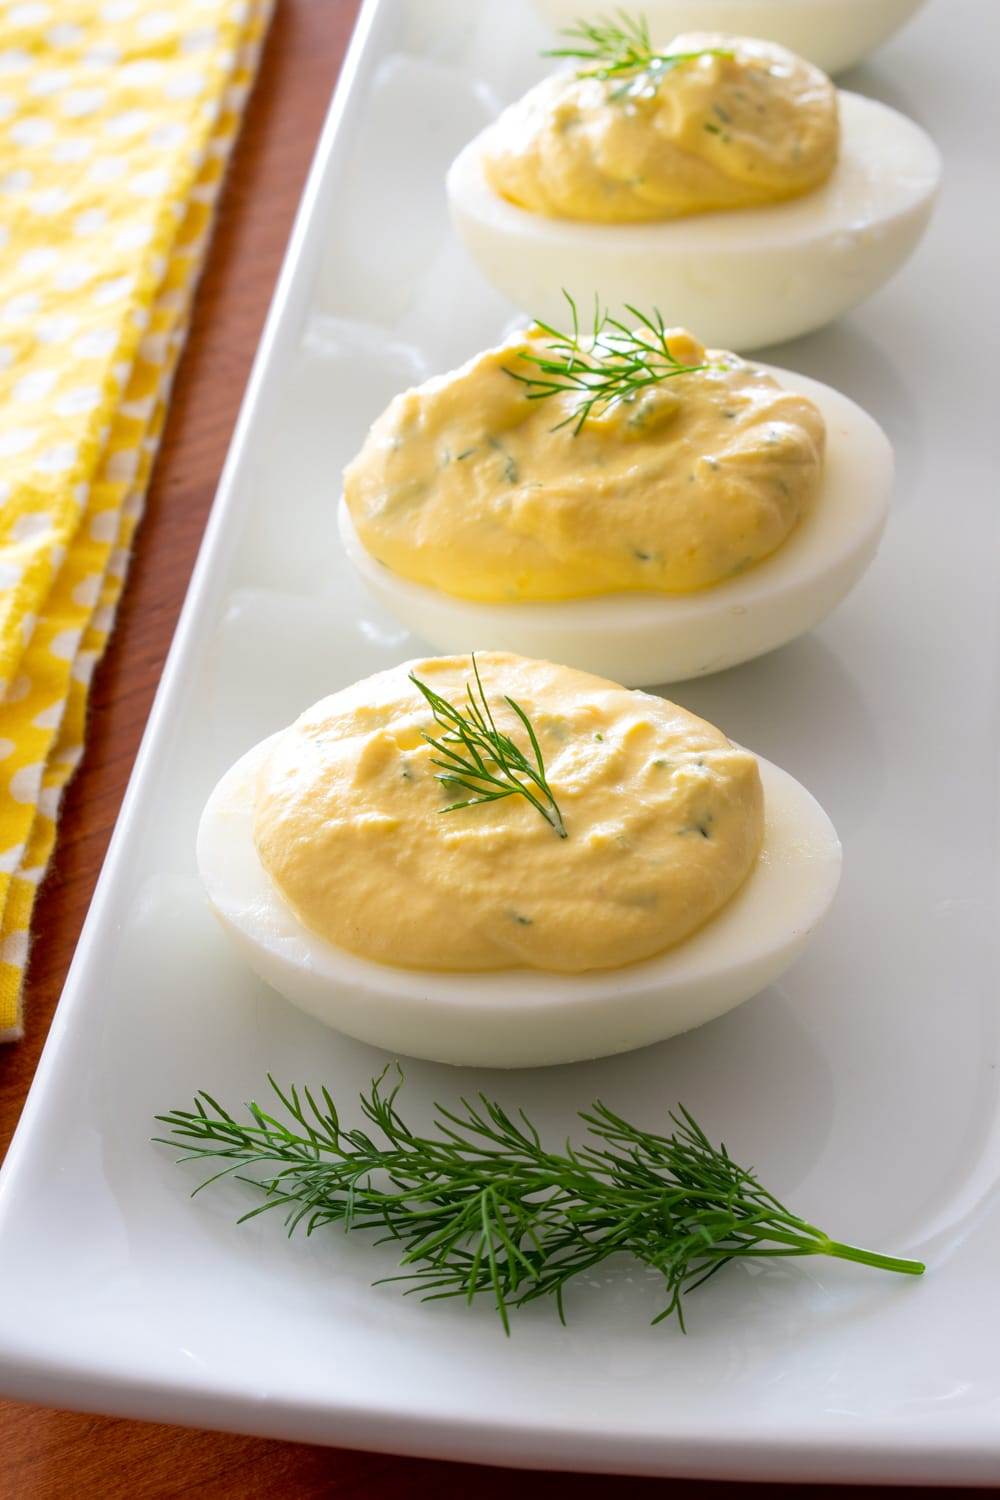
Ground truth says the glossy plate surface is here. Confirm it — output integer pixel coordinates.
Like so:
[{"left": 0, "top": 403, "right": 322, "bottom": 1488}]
[{"left": 0, "top": 0, "right": 997, "bottom": 1482}]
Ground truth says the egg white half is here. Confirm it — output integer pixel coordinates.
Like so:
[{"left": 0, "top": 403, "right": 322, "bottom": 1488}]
[
  {"left": 339, "top": 365, "right": 892, "bottom": 688},
  {"left": 447, "top": 91, "right": 940, "bottom": 351},
  {"left": 532, "top": 0, "right": 927, "bottom": 77},
  {"left": 197, "top": 737, "right": 841, "bottom": 1069}
]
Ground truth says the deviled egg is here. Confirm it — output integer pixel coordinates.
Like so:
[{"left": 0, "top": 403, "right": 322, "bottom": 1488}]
[
  {"left": 447, "top": 30, "right": 940, "bottom": 348},
  {"left": 197, "top": 653, "right": 841, "bottom": 1068},
  {"left": 338, "top": 317, "right": 892, "bottom": 686},
  {"left": 533, "top": 1, "right": 927, "bottom": 78}
]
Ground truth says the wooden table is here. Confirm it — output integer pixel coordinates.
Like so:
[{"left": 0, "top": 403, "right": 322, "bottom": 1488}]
[{"left": 0, "top": 4, "right": 960, "bottom": 1494}]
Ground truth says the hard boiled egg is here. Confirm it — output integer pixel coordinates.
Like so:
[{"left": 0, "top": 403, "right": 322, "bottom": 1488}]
[
  {"left": 339, "top": 360, "right": 892, "bottom": 688},
  {"left": 533, "top": 0, "right": 927, "bottom": 78},
  {"left": 198, "top": 656, "right": 841, "bottom": 1069},
  {"left": 448, "top": 60, "right": 940, "bottom": 350}
]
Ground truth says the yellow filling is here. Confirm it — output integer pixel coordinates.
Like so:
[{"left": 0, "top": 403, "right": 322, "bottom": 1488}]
[
  {"left": 342, "top": 327, "right": 825, "bottom": 602},
  {"left": 482, "top": 34, "right": 838, "bottom": 224},
  {"left": 253, "top": 654, "right": 764, "bottom": 974}
]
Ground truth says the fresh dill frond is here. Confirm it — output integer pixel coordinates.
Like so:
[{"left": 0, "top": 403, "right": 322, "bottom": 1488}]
[
  {"left": 507, "top": 292, "right": 712, "bottom": 435},
  {"left": 545, "top": 12, "right": 732, "bottom": 101},
  {"left": 156, "top": 1069, "right": 926, "bottom": 1335},
  {"left": 546, "top": 8, "right": 655, "bottom": 73},
  {"left": 409, "top": 653, "right": 567, "bottom": 839}
]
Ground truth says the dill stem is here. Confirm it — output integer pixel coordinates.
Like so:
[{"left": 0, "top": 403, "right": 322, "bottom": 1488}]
[
  {"left": 731, "top": 1224, "right": 925, "bottom": 1276},
  {"left": 820, "top": 1240, "right": 926, "bottom": 1277}
]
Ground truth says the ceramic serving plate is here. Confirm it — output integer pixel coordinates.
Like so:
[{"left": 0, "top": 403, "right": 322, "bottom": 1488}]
[{"left": 0, "top": 0, "right": 998, "bottom": 1482}]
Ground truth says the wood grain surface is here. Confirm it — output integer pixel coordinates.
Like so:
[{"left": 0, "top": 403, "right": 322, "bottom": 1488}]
[{"left": 0, "top": 3, "right": 959, "bottom": 1494}]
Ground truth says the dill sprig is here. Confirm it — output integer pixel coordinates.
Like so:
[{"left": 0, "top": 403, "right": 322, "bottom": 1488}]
[
  {"left": 156, "top": 1069, "right": 925, "bottom": 1334},
  {"left": 507, "top": 292, "right": 712, "bottom": 434},
  {"left": 409, "top": 654, "right": 567, "bottom": 838},
  {"left": 546, "top": 12, "right": 732, "bottom": 101}
]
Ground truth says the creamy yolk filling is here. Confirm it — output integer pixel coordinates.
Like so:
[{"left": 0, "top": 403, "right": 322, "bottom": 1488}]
[
  {"left": 342, "top": 328, "right": 825, "bottom": 602},
  {"left": 253, "top": 654, "right": 764, "bottom": 974},
  {"left": 482, "top": 33, "right": 838, "bottom": 224}
]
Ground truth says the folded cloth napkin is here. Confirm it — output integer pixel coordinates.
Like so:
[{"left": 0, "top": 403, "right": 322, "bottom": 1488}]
[{"left": 0, "top": 0, "right": 274, "bottom": 1039}]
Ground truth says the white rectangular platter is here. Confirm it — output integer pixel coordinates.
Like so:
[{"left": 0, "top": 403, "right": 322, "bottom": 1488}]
[{"left": 0, "top": 0, "right": 998, "bottom": 1483}]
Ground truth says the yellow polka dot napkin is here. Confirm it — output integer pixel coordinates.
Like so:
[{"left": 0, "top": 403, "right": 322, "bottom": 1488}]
[{"left": 0, "top": 0, "right": 274, "bottom": 1039}]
